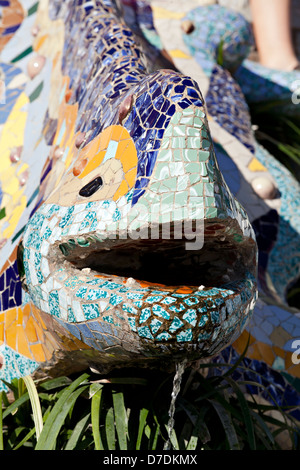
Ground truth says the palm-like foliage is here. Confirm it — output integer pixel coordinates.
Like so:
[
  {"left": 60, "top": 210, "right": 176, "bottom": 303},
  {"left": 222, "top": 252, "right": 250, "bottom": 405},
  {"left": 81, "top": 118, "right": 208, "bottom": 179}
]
[{"left": 1, "top": 343, "right": 299, "bottom": 450}]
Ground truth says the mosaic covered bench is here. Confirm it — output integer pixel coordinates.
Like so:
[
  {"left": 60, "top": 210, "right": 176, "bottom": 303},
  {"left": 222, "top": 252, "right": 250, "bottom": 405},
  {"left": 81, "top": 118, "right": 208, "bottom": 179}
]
[{"left": 0, "top": 0, "right": 259, "bottom": 387}]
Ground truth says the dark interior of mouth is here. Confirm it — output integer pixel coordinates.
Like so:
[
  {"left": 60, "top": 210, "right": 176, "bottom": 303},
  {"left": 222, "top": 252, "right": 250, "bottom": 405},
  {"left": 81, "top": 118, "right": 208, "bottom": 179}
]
[
  {"left": 286, "top": 276, "right": 300, "bottom": 309},
  {"left": 59, "top": 223, "right": 256, "bottom": 287}
]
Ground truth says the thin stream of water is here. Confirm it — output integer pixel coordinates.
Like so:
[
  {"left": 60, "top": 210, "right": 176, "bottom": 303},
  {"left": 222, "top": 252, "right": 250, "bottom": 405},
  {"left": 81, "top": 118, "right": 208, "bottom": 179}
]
[{"left": 163, "top": 358, "right": 188, "bottom": 450}]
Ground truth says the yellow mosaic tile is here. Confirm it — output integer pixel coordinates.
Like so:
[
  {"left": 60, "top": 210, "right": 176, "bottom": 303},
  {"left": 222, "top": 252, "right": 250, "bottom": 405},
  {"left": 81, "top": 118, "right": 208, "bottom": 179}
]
[
  {"left": 152, "top": 6, "right": 185, "bottom": 20},
  {"left": 248, "top": 157, "right": 268, "bottom": 172},
  {"left": 169, "top": 49, "right": 191, "bottom": 59}
]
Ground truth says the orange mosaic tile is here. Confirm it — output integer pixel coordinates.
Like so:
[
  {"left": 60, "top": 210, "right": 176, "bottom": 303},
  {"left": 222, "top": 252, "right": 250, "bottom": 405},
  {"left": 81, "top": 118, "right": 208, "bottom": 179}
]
[
  {"left": 6, "top": 321, "right": 17, "bottom": 351},
  {"left": 4, "top": 307, "right": 18, "bottom": 330},
  {"left": 16, "top": 325, "right": 33, "bottom": 359},
  {"left": 24, "top": 316, "right": 39, "bottom": 343},
  {"left": 34, "top": 34, "right": 48, "bottom": 52},
  {"left": 256, "top": 341, "right": 275, "bottom": 366},
  {"left": 30, "top": 343, "right": 46, "bottom": 363},
  {"left": 0, "top": 0, "right": 24, "bottom": 52}
]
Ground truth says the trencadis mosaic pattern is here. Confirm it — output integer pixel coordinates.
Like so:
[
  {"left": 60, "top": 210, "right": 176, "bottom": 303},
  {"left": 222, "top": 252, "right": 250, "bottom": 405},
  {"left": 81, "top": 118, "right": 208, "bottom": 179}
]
[
  {"left": 0, "top": 0, "right": 259, "bottom": 388},
  {"left": 148, "top": 0, "right": 300, "bottom": 379},
  {"left": 182, "top": 3, "right": 300, "bottom": 116}
]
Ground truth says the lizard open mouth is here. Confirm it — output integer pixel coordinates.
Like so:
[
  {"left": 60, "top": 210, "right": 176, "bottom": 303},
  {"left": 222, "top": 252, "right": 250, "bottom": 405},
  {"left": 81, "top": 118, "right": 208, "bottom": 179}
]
[
  {"left": 20, "top": 209, "right": 254, "bottom": 361},
  {"left": 57, "top": 219, "right": 256, "bottom": 289}
]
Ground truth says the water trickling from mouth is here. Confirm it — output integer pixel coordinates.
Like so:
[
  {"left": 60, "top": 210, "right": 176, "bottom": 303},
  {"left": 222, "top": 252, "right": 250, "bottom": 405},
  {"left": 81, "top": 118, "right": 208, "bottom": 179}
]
[{"left": 164, "top": 358, "right": 188, "bottom": 450}]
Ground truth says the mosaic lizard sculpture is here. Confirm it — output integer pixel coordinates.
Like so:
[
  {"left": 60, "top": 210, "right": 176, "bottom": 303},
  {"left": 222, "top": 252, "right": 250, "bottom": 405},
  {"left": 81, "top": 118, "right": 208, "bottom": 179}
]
[
  {"left": 117, "top": 0, "right": 300, "bottom": 413},
  {"left": 175, "top": 4, "right": 300, "bottom": 376},
  {"left": 0, "top": 0, "right": 258, "bottom": 388}
]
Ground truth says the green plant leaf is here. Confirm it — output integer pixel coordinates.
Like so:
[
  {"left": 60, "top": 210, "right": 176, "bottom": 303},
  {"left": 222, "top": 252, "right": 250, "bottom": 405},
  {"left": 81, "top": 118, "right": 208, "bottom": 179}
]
[
  {"left": 223, "top": 376, "right": 256, "bottom": 450},
  {"left": 89, "top": 382, "right": 103, "bottom": 398},
  {"left": 13, "top": 428, "right": 36, "bottom": 450},
  {"left": 35, "top": 373, "right": 89, "bottom": 450},
  {"left": 164, "top": 426, "right": 179, "bottom": 450},
  {"left": 36, "top": 385, "right": 88, "bottom": 450},
  {"left": 148, "top": 422, "right": 160, "bottom": 450},
  {"left": 65, "top": 412, "right": 91, "bottom": 450},
  {"left": 23, "top": 376, "right": 43, "bottom": 440},
  {"left": 208, "top": 399, "right": 240, "bottom": 450},
  {"left": 105, "top": 407, "right": 116, "bottom": 450},
  {"left": 178, "top": 398, "right": 211, "bottom": 447},
  {"left": 249, "top": 409, "right": 275, "bottom": 446},
  {"left": 112, "top": 389, "right": 128, "bottom": 450},
  {"left": 39, "top": 377, "right": 72, "bottom": 391},
  {"left": 91, "top": 385, "right": 104, "bottom": 450},
  {"left": 2, "top": 392, "right": 30, "bottom": 419},
  {"left": 135, "top": 407, "right": 149, "bottom": 450}
]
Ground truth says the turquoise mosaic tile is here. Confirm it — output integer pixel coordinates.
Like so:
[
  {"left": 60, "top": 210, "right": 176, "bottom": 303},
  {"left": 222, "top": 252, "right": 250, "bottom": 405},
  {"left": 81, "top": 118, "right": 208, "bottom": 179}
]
[
  {"left": 139, "top": 307, "right": 151, "bottom": 324},
  {"left": 156, "top": 331, "right": 172, "bottom": 341},
  {"left": 169, "top": 316, "right": 184, "bottom": 333},
  {"left": 152, "top": 304, "right": 170, "bottom": 320},
  {"left": 137, "top": 326, "right": 154, "bottom": 340},
  {"left": 75, "top": 287, "right": 88, "bottom": 299},
  {"left": 82, "top": 303, "right": 100, "bottom": 319},
  {"left": 150, "top": 318, "right": 163, "bottom": 334},
  {"left": 199, "top": 315, "right": 209, "bottom": 327},
  {"left": 182, "top": 309, "right": 197, "bottom": 326},
  {"left": 86, "top": 289, "right": 109, "bottom": 300},
  {"left": 177, "top": 329, "right": 193, "bottom": 342}
]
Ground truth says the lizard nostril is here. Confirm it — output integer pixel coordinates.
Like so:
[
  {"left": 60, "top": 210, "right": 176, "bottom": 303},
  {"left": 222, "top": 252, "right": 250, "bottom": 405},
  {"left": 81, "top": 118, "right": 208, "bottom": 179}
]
[{"left": 79, "top": 176, "right": 103, "bottom": 197}]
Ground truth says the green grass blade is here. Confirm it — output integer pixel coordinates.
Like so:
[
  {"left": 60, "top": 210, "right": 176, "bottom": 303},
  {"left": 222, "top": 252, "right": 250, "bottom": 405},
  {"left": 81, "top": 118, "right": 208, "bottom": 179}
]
[
  {"left": 164, "top": 426, "right": 179, "bottom": 450},
  {"left": 35, "top": 373, "right": 89, "bottom": 450},
  {"left": 18, "top": 378, "right": 26, "bottom": 398},
  {"left": 136, "top": 408, "right": 149, "bottom": 450},
  {"left": 249, "top": 410, "right": 275, "bottom": 446},
  {"left": 105, "top": 407, "right": 116, "bottom": 450},
  {"left": 23, "top": 376, "right": 43, "bottom": 440},
  {"left": 1, "top": 390, "right": 9, "bottom": 408},
  {"left": 223, "top": 376, "right": 256, "bottom": 450},
  {"left": 2, "top": 393, "right": 29, "bottom": 419},
  {"left": 39, "top": 377, "right": 72, "bottom": 391},
  {"left": 278, "top": 143, "right": 300, "bottom": 165},
  {"left": 283, "top": 118, "right": 300, "bottom": 138},
  {"left": 185, "top": 407, "right": 212, "bottom": 449},
  {"left": 147, "top": 421, "right": 160, "bottom": 450},
  {"left": 91, "top": 385, "right": 104, "bottom": 450},
  {"left": 208, "top": 399, "right": 240, "bottom": 450},
  {"left": 178, "top": 399, "right": 211, "bottom": 446},
  {"left": 37, "top": 385, "right": 88, "bottom": 450},
  {"left": 1, "top": 379, "right": 19, "bottom": 397},
  {"left": 0, "top": 391, "right": 3, "bottom": 450},
  {"left": 65, "top": 412, "right": 91, "bottom": 450},
  {"left": 186, "top": 433, "right": 198, "bottom": 450},
  {"left": 222, "top": 334, "right": 250, "bottom": 378},
  {"left": 13, "top": 428, "right": 36, "bottom": 450},
  {"left": 112, "top": 389, "right": 128, "bottom": 450}
]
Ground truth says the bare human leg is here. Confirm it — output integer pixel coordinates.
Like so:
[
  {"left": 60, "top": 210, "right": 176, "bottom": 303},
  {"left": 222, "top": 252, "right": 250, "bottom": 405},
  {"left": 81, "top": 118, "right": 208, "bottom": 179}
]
[{"left": 250, "top": 0, "right": 298, "bottom": 71}]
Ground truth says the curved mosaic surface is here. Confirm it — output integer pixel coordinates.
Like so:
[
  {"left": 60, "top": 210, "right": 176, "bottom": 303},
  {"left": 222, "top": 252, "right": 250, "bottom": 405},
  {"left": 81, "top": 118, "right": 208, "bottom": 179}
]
[
  {"left": 0, "top": 0, "right": 258, "bottom": 389},
  {"left": 183, "top": 4, "right": 300, "bottom": 117},
  {"left": 163, "top": 2, "right": 300, "bottom": 377}
]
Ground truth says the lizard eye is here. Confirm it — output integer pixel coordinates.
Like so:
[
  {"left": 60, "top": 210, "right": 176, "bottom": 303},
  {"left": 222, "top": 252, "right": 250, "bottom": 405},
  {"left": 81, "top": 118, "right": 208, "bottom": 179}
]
[{"left": 79, "top": 176, "right": 103, "bottom": 197}]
